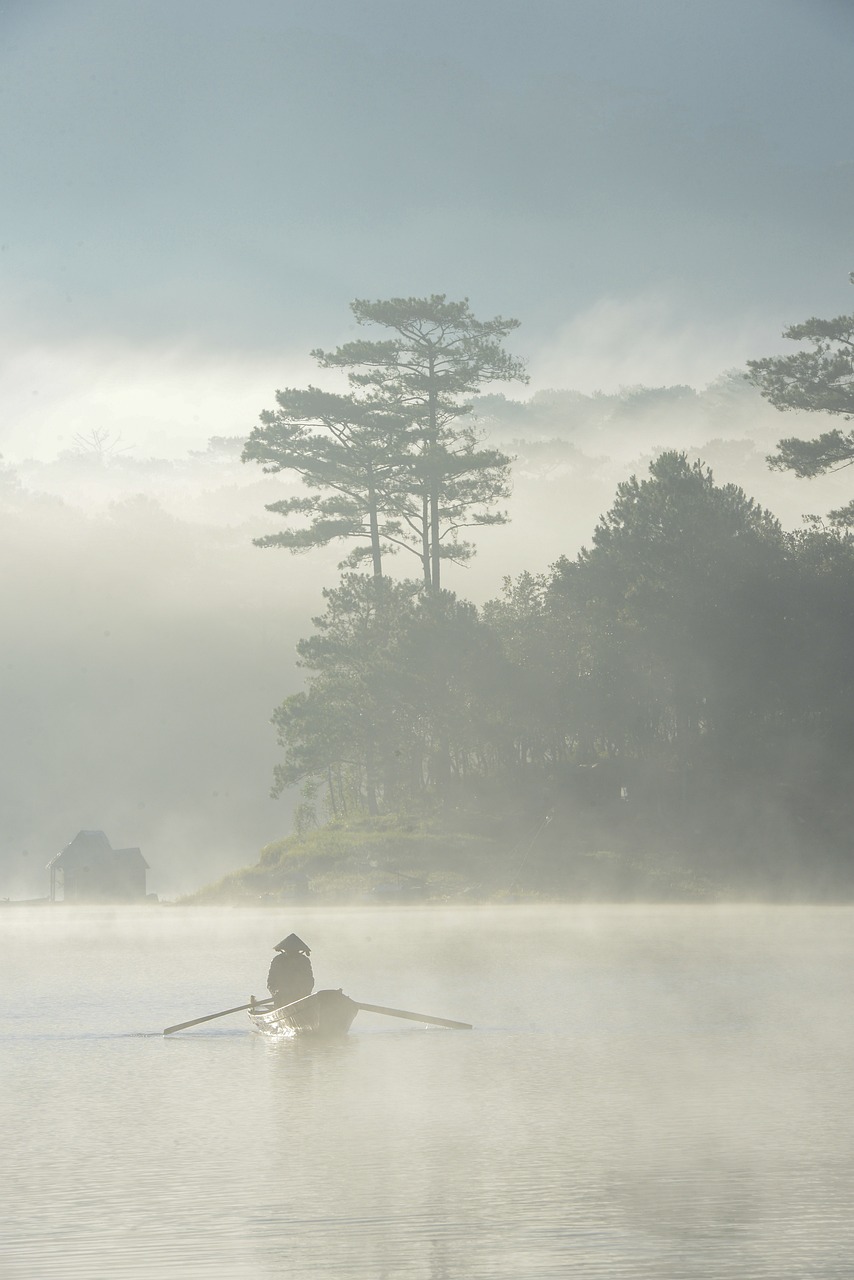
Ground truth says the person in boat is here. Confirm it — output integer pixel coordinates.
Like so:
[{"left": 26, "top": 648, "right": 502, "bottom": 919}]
[{"left": 267, "top": 934, "right": 314, "bottom": 1008}]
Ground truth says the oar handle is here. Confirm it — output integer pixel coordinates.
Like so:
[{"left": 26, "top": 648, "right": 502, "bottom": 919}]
[
  {"left": 355, "top": 1002, "right": 472, "bottom": 1030},
  {"left": 163, "top": 998, "right": 274, "bottom": 1036}
]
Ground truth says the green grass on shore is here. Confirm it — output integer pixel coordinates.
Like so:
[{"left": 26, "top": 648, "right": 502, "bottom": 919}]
[{"left": 181, "top": 812, "right": 717, "bottom": 905}]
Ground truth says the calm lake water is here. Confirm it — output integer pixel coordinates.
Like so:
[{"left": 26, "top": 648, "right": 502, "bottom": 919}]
[{"left": 1, "top": 904, "right": 853, "bottom": 1279}]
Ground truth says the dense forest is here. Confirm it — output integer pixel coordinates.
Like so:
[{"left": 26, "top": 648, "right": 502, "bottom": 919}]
[
  {"left": 259, "top": 456, "right": 854, "bottom": 897},
  {"left": 237, "top": 296, "right": 854, "bottom": 900}
]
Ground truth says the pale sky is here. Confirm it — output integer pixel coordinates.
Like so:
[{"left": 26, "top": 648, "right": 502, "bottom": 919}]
[{"left": 2, "top": 0, "right": 853, "bottom": 458}]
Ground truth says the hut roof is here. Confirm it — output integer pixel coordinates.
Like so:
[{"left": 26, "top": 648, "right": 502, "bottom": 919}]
[
  {"left": 113, "top": 847, "right": 149, "bottom": 870},
  {"left": 46, "top": 830, "right": 148, "bottom": 869}
]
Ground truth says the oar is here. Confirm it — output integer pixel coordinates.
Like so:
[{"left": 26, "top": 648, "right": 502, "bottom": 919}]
[
  {"left": 355, "top": 1002, "right": 472, "bottom": 1030},
  {"left": 163, "top": 998, "right": 274, "bottom": 1036}
]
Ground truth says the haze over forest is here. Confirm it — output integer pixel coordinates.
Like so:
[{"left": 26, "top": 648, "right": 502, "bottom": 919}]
[{"left": 3, "top": 1, "right": 854, "bottom": 899}]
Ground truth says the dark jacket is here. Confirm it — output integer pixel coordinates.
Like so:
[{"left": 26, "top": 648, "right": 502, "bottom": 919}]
[{"left": 267, "top": 951, "right": 314, "bottom": 1006}]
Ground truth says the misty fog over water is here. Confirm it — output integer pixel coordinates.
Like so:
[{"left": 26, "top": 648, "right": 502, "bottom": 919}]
[{"left": 2, "top": 905, "right": 853, "bottom": 1278}]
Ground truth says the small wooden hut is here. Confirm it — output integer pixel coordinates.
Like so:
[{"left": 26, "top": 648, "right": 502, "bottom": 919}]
[{"left": 47, "top": 830, "right": 149, "bottom": 903}]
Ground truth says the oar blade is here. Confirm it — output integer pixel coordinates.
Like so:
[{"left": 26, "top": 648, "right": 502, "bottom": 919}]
[{"left": 355, "top": 1002, "right": 472, "bottom": 1030}]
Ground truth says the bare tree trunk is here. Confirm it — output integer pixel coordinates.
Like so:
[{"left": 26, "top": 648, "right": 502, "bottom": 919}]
[
  {"left": 421, "top": 488, "right": 431, "bottom": 587},
  {"left": 367, "top": 464, "right": 383, "bottom": 580},
  {"left": 365, "top": 741, "right": 379, "bottom": 816},
  {"left": 428, "top": 372, "right": 440, "bottom": 591}
]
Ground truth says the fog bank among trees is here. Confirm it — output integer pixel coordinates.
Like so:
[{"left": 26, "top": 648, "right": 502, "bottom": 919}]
[
  {"left": 2, "top": 372, "right": 852, "bottom": 900},
  {"left": 0, "top": 467, "right": 337, "bottom": 899}
]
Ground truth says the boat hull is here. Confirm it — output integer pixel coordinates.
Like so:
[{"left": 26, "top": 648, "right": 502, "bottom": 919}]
[{"left": 249, "top": 988, "right": 359, "bottom": 1038}]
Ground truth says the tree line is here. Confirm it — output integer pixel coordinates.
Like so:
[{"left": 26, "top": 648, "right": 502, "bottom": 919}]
[{"left": 243, "top": 291, "right": 854, "bottom": 886}]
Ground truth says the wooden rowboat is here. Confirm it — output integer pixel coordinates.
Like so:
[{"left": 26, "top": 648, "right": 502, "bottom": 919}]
[
  {"left": 248, "top": 988, "right": 359, "bottom": 1038},
  {"left": 164, "top": 993, "right": 471, "bottom": 1038}
]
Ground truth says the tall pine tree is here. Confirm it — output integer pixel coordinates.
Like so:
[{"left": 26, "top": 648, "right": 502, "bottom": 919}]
[{"left": 313, "top": 295, "right": 526, "bottom": 589}]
